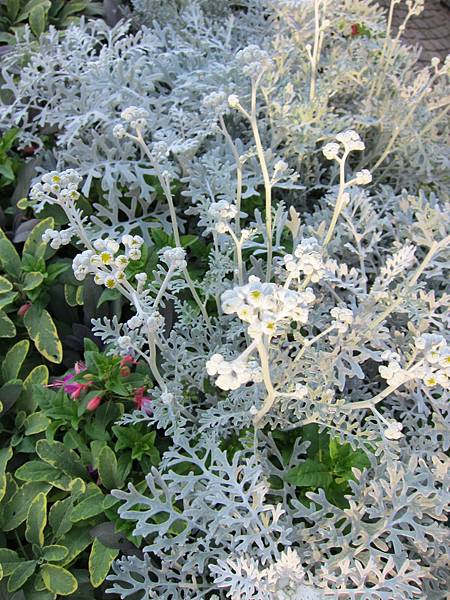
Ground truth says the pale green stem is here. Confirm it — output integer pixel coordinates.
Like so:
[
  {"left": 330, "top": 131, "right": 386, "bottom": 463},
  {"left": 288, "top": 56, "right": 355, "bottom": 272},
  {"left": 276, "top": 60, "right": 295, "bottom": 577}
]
[
  {"left": 253, "top": 339, "right": 277, "bottom": 426},
  {"left": 249, "top": 76, "right": 273, "bottom": 282},
  {"left": 153, "top": 265, "right": 175, "bottom": 309},
  {"left": 309, "top": 0, "right": 321, "bottom": 102},
  {"left": 227, "top": 227, "right": 244, "bottom": 286},
  {"left": 323, "top": 152, "right": 348, "bottom": 248}
]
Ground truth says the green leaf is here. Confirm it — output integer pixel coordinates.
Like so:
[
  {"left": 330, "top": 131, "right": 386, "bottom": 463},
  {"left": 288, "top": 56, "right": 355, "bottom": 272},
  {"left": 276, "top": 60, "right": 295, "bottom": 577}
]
[
  {"left": 0, "top": 310, "right": 16, "bottom": 338},
  {"left": 0, "top": 163, "right": 15, "bottom": 181},
  {"left": 97, "top": 445, "right": 121, "bottom": 490},
  {"left": 0, "top": 548, "right": 21, "bottom": 576},
  {"left": 70, "top": 490, "right": 105, "bottom": 522},
  {"left": 24, "top": 412, "right": 51, "bottom": 435},
  {"left": 41, "top": 565, "right": 77, "bottom": 596},
  {"left": 2, "top": 339, "right": 29, "bottom": 381},
  {"left": 17, "top": 365, "right": 49, "bottom": 412},
  {"left": 88, "top": 538, "right": 119, "bottom": 588},
  {"left": 59, "top": 0, "right": 89, "bottom": 20},
  {"left": 57, "top": 527, "right": 91, "bottom": 565},
  {"left": 6, "top": 0, "right": 20, "bottom": 21},
  {"left": 8, "top": 561, "right": 37, "bottom": 592},
  {"left": 41, "top": 545, "right": 68, "bottom": 562},
  {"left": 97, "top": 287, "right": 121, "bottom": 308},
  {"left": 22, "top": 271, "right": 45, "bottom": 291},
  {"left": 24, "top": 217, "right": 54, "bottom": 261},
  {"left": 0, "top": 275, "right": 13, "bottom": 293},
  {"left": 15, "top": 461, "right": 62, "bottom": 483},
  {"left": 0, "top": 291, "right": 18, "bottom": 310},
  {"left": 25, "top": 492, "right": 47, "bottom": 546},
  {"left": 17, "top": 0, "right": 50, "bottom": 21},
  {"left": 0, "top": 447, "right": 13, "bottom": 502},
  {"left": 0, "top": 381, "right": 22, "bottom": 415},
  {"left": 48, "top": 498, "right": 73, "bottom": 538},
  {"left": 36, "top": 440, "right": 87, "bottom": 480},
  {"left": 0, "top": 236, "right": 21, "bottom": 279},
  {"left": 23, "top": 305, "right": 62, "bottom": 363},
  {"left": 285, "top": 459, "right": 334, "bottom": 488}
]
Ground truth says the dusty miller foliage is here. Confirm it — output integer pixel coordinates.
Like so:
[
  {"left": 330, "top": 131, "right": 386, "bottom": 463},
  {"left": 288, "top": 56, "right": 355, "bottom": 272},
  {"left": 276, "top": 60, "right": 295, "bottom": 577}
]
[{"left": 5, "top": 0, "right": 450, "bottom": 598}]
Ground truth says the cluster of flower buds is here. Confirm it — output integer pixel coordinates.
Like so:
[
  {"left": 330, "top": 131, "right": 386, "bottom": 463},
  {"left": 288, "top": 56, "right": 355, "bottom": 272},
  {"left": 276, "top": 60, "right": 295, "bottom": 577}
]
[
  {"left": 352, "top": 169, "right": 372, "bottom": 185},
  {"left": 206, "top": 353, "right": 262, "bottom": 391},
  {"left": 161, "top": 247, "right": 187, "bottom": 271},
  {"left": 71, "top": 234, "right": 143, "bottom": 286},
  {"left": 42, "top": 227, "right": 74, "bottom": 249},
  {"left": 322, "top": 130, "right": 365, "bottom": 161},
  {"left": 30, "top": 169, "right": 82, "bottom": 212},
  {"left": 283, "top": 238, "right": 326, "bottom": 283},
  {"left": 330, "top": 307, "right": 354, "bottom": 333},
  {"left": 202, "top": 90, "right": 228, "bottom": 115},
  {"left": 221, "top": 276, "right": 315, "bottom": 339},
  {"left": 113, "top": 106, "right": 150, "bottom": 139},
  {"left": 379, "top": 359, "right": 411, "bottom": 387},
  {"left": 208, "top": 200, "right": 238, "bottom": 233},
  {"left": 383, "top": 420, "right": 404, "bottom": 441},
  {"left": 125, "top": 310, "right": 164, "bottom": 334},
  {"left": 236, "top": 44, "right": 274, "bottom": 76}
]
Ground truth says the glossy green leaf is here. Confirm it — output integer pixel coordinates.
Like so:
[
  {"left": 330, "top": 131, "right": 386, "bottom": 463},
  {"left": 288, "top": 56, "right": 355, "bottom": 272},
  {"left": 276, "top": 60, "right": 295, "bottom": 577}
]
[
  {"left": 23, "top": 217, "right": 54, "bottom": 260},
  {"left": 2, "top": 340, "right": 29, "bottom": 381},
  {"left": 36, "top": 440, "right": 87, "bottom": 480},
  {"left": 70, "top": 490, "right": 105, "bottom": 522},
  {"left": 23, "top": 305, "right": 62, "bottom": 363},
  {"left": 7, "top": 561, "right": 36, "bottom": 593},
  {"left": 6, "top": 0, "right": 20, "bottom": 21},
  {"left": 0, "top": 275, "right": 12, "bottom": 293},
  {"left": 15, "top": 460, "right": 62, "bottom": 483},
  {"left": 88, "top": 538, "right": 118, "bottom": 588},
  {"left": 25, "top": 492, "right": 47, "bottom": 546},
  {"left": 0, "top": 236, "right": 21, "bottom": 279},
  {"left": 0, "top": 447, "right": 13, "bottom": 502},
  {"left": 98, "top": 445, "right": 121, "bottom": 490},
  {"left": 22, "top": 271, "right": 45, "bottom": 291},
  {"left": 41, "top": 564, "right": 77, "bottom": 596},
  {"left": 0, "top": 548, "right": 21, "bottom": 576},
  {"left": 0, "top": 310, "right": 15, "bottom": 338},
  {"left": 17, "top": 365, "right": 49, "bottom": 412},
  {"left": 2, "top": 482, "right": 51, "bottom": 531},
  {"left": 41, "top": 545, "right": 68, "bottom": 562},
  {"left": 285, "top": 459, "right": 333, "bottom": 488},
  {"left": 24, "top": 412, "right": 51, "bottom": 435}
]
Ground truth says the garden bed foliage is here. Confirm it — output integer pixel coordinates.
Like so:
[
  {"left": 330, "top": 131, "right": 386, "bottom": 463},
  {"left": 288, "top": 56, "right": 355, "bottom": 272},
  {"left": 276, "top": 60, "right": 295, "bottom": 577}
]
[{"left": 0, "top": 0, "right": 449, "bottom": 599}]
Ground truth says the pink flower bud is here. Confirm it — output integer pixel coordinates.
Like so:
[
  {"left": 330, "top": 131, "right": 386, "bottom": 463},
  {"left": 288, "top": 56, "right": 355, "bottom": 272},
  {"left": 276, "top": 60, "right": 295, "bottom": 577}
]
[
  {"left": 86, "top": 395, "right": 102, "bottom": 412},
  {"left": 18, "top": 302, "right": 32, "bottom": 317}
]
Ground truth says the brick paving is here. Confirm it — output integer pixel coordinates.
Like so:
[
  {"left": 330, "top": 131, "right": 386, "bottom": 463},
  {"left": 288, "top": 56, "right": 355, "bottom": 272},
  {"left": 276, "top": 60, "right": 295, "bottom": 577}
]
[{"left": 375, "top": 0, "right": 450, "bottom": 65}]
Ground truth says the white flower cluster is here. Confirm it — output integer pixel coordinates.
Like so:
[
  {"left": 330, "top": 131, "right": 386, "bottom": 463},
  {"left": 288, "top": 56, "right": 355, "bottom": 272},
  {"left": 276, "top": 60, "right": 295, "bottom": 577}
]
[
  {"left": 415, "top": 333, "right": 450, "bottom": 388},
  {"left": 208, "top": 200, "right": 238, "bottom": 233},
  {"left": 113, "top": 106, "right": 150, "bottom": 138},
  {"left": 42, "top": 227, "right": 74, "bottom": 249},
  {"left": 228, "top": 94, "right": 240, "bottom": 109},
  {"left": 379, "top": 359, "right": 410, "bottom": 387},
  {"left": 322, "top": 130, "right": 365, "bottom": 161},
  {"left": 126, "top": 310, "right": 164, "bottom": 334},
  {"left": 202, "top": 90, "right": 228, "bottom": 114},
  {"left": 71, "top": 234, "right": 144, "bottom": 286},
  {"left": 161, "top": 247, "right": 187, "bottom": 270},
  {"left": 221, "top": 276, "right": 315, "bottom": 339},
  {"left": 353, "top": 169, "right": 372, "bottom": 185},
  {"left": 206, "top": 353, "right": 262, "bottom": 391},
  {"left": 330, "top": 307, "right": 354, "bottom": 333},
  {"left": 236, "top": 44, "right": 274, "bottom": 76},
  {"left": 30, "top": 169, "right": 82, "bottom": 212},
  {"left": 283, "top": 238, "right": 326, "bottom": 283}
]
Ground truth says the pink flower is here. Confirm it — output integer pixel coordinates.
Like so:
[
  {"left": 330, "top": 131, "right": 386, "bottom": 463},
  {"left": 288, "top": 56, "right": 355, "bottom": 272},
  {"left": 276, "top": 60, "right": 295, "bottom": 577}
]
[
  {"left": 74, "top": 361, "right": 87, "bottom": 374},
  {"left": 86, "top": 395, "right": 102, "bottom": 412},
  {"left": 120, "top": 355, "right": 136, "bottom": 367},
  {"left": 48, "top": 373, "right": 91, "bottom": 399},
  {"left": 134, "top": 386, "right": 152, "bottom": 414}
]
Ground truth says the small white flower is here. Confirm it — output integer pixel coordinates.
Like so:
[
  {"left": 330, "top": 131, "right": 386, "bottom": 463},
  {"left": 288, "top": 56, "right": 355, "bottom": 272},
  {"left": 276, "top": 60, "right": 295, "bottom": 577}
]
[
  {"left": 330, "top": 307, "right": 354, "bottom": 333},
  {"left": 162, "top": 247, "right": 187, "bottom": 270},
  {"left": 322, "top": 142, "right": 340, "bottom": 160},
  {"left": 228, "top": 94, "right": 240, "bottom": 109},
  {"left": 160, "top": 391, "right": 174, "bottom": 404},
  {"left": 384, "top": 421, "right": 404, "bottom": 441},
  {"left": 113, "top": 124, "right": 127, "bottom": 139},
  {"left": 354, "top": 169, "right": 372, "bottom": 185},
  {"left": 127, "top": 315, "right": 143, "bottom": 329}
]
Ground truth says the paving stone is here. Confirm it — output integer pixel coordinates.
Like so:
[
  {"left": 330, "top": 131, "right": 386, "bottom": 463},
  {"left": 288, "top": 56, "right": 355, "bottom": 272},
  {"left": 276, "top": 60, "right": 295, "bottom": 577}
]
[{"left": 374, "top": 0, "right": 450, "bottom": 65}]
